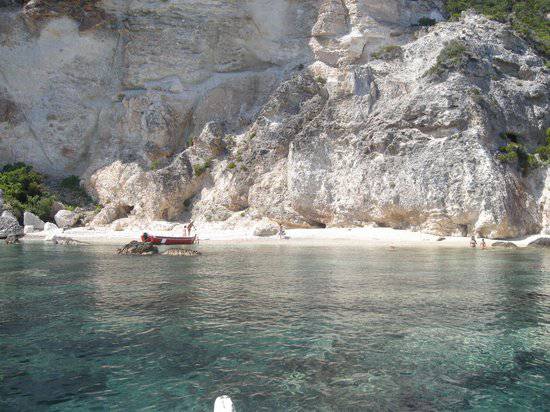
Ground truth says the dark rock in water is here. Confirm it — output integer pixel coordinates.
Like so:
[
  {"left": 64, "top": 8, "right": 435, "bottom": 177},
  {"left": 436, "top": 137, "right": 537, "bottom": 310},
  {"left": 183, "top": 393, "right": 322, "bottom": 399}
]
[
  {"left": 162, "top": 248, "right": 201, "bottom": 256},
  {"left": 437, "top": 237, "right": 446, "bottom": 241},
  {"left": 5, "top": 235, "right": 20, "bottom": 244},
  {"left": 492, "top": 241, "right": 518, "bottom": 248},
  {"left": 117, "top": 241, "right": 158, "bottom": 255},
  {"left": 528, "top": 238, "right": 550, "bottom": 248}
]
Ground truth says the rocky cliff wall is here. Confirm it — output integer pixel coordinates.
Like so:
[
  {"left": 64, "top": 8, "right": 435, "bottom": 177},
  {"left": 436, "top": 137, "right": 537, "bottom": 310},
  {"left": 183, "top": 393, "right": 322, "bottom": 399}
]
[{"left": 0, "top": 1, "right": 549, "bottom": 238}]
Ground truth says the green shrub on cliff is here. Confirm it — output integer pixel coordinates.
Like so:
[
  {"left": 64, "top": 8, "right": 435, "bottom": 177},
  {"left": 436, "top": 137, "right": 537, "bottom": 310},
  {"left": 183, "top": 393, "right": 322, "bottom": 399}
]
[
  {"left": 193, "top": 158, "right": 213, "bottom": 176},
  {"left": 0, "top": 163, "right": 56, "bottom": 220},
  {"left": 426, "top": 40, "right": 471, "bottom": 77},
  {"left": 445, "top": 0, "right": 550, "bottom": 56},
  {"left": 497, "top": 129, "right": 550, "bottom": 174}
]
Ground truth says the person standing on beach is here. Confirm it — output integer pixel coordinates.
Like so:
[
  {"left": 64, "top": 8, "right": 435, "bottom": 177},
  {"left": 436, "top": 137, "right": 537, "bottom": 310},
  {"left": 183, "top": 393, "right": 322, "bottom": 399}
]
[
  {"left": 187, "top": 220, "right": 194, "bottom": 236},
  {"left": 470, "top": 236, "right": 477, "bottom": 248},
  {"left": 480, "top": 238, "right": 487, "bottom": 249},
  {"left": 278, "top": 223, "right": 286, "bottom": 239}
]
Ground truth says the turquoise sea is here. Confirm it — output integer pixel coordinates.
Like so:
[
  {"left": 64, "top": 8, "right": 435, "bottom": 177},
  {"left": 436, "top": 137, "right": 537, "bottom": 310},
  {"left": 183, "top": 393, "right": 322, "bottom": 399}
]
[{"left": 0, "top": 243, "right": 549, "bottom": 411}]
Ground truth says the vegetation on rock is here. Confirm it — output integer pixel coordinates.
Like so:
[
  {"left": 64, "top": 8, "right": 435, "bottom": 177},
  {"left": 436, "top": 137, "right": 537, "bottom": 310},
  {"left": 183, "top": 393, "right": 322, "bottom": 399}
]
[
  {"left": 0, "top": 163, "right": 56, "bottom": 221},
  {"left": 193, "top": 158, "right": 213, "bottom": 176},
  {"left": 417, "top": 17, "right": 437, "bottom": 27},
  {"left": 497, "top": 129, "right": 550, "bottom": 175},
  {"left": 426, "top": 40, "right": 472, "bottom": 77},
  {"left": 0, "top": 164, "right": 93, "bottom": 221},
  {"left": 445, "top": 0, "right": 550, "bottom": 56}
]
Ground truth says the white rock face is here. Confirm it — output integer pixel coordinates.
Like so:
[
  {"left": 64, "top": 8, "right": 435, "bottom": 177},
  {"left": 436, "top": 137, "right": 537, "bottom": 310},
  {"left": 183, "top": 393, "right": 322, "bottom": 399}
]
[
  {"left": 24, "top": 225, "right": 35, "bottom": 234},
  {"left": 43, "top": 222, "right": 59, "bottom": 232},
  {"left": 1, "top": 2, "right": 549, "bottom": 239},
  {"left": 54, "top": 209, "right": 79, "bottom": 228},
  {"left": 0, "top": 211, "right": 23, "bottom": 238},
  {"left": 23, "top": 211, "right": 45, "bottom": 230}
]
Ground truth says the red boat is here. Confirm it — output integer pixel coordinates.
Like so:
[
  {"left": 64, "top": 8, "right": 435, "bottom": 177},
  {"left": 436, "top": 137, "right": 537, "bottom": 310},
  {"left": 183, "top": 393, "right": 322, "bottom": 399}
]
[{"left": 141, "top": 233, "right": 198, "bottom": 245}]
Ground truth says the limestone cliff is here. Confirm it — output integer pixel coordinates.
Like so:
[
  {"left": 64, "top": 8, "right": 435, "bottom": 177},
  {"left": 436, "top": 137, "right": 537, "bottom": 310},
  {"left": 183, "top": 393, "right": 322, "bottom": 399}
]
[{"left": 0, "top": 1, "right": 548, "bottom": 238}]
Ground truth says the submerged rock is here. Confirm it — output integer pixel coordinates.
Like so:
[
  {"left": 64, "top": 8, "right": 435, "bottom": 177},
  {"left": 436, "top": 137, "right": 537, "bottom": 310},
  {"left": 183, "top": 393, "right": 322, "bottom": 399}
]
[
  {"left": 49, "top": 236, "right": 89, "bottom": 245},
  {"left": 528, "top": 238, "right": 550, "bottom": 248},
  {"left": 117, "top": 241, "right": 158, "bottom": 255},
  {"left": 5, "top": 235, "right": 20, "bottom": 244},
  {"left": 162, "top": 248, "right": 201, "bottom": 256},
  {"left": 492, "top": 241, "right": 519, "bottom": 248}
]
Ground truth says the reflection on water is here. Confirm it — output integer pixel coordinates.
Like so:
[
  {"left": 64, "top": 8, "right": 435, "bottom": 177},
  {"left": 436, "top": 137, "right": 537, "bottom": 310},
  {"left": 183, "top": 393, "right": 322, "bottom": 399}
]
[{"left": 0, "top": 244, "right": 549, "bottom": 411}]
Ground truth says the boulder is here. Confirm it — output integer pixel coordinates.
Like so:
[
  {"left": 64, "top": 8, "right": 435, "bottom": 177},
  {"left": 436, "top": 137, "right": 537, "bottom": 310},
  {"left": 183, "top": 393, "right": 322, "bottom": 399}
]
[
  {"left": 24, "top": 225, "right": 35, "bottom": 234},
  {"left": 111, "top": 218, "right": 131, "bottom": 231},
  {"left": 252, "top": 219, "right": 279, "bottom": 237},
  {"left": 91, "top": 205, "right": 125, "bottom": 226},
  {"left": 0, "top": 211, "right": 23, "bottom": 239},
  {"left": 492, "top": 241, "right": 518, "bottom": 248},
  {"left": 117, "top": 241, "right": 158, "bottom": 255},
  {"left": 43, "top": 222, "right": 59, "bottom": 232},
  {"left": 528, "top": 238, "right": 550, "bottom": 248},
  {"left": 23, "top": 211, "right": 45, "bottom": 230},
  {"left": 50, "top": 201, "right": 66, "bottom": 219},
  {"left": 54, "top": 209, "right": 79, "bottom": 228},
  {"left": 162, "top": 248, "right": 201, "bottom": 256}
]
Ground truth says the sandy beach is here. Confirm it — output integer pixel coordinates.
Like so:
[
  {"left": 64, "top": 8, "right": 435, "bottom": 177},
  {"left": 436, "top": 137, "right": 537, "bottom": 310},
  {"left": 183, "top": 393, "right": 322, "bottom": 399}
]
[{"left": 21, "top": 224, "right": 546, "bottom": 248}]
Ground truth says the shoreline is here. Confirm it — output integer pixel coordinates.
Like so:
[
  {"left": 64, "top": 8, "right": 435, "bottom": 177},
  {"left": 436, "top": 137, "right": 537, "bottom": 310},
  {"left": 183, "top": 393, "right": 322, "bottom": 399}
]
[{"left": 21, "top": 226, "right": 546, "bottom": 249}]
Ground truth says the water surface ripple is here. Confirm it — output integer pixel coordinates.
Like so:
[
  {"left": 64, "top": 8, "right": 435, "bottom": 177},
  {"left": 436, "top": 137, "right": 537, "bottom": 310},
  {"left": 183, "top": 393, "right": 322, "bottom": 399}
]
[{"left": 0, "top": 244, "right": 549, "bottom": 410}]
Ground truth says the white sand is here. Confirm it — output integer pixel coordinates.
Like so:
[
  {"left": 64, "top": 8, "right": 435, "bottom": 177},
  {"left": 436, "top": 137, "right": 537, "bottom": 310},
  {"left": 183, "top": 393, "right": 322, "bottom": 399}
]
[{"left": 22, "top": 225, "right": 545, "bottom": 248}]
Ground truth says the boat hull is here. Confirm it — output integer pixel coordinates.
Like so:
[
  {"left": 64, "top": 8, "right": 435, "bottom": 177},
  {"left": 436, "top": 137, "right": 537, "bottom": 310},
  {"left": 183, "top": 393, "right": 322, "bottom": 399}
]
[{"left": 141, "top": 234, "right": 197, "bottom": 245}]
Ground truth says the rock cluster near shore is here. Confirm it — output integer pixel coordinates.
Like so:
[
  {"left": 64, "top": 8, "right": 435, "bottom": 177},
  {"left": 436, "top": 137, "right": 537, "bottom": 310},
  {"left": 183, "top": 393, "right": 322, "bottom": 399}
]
[
  {"left": 117, "top": 241, "right": 201, "bottom": 256},
  {"left": 0, "top": 1, "right": 549, "bottom": 239}
]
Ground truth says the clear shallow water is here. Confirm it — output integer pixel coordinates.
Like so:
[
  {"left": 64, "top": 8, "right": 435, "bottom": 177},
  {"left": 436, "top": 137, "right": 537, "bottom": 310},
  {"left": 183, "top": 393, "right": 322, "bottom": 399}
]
[{"left": 0, "top": 244, "right": 549, "bottom": 411}]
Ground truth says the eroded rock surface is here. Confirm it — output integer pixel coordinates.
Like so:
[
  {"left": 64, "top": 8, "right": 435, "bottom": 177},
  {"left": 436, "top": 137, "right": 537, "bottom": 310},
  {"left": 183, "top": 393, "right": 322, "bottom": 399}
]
[
  {"left": 0, "top": 211, "right": 23, "bottom": 238},
  {"left": 117, "top": 241, "right": 158, "bottom": 255},
  {"left": 1, "top": 2, "right": 549, "bottom": 238}
]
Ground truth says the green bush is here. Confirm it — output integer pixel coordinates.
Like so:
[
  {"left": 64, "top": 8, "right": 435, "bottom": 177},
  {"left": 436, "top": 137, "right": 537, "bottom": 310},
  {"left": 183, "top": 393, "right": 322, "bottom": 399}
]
[
  {"left": 0, "top": 163, "right": 56, "bottom": 220},
  {"left": 227, "top": 162, "right": 236, "bottom": 170},
  {"left": 426, "top": 40, "right": 471, "bottom": 77},
  {"left": 315, "top": 76, "right": 327, "bottom": 85},
  {"left": 499, "top": 131, "right": 521, "bottom": 143},
  {"left": 417, "top": 17, "right": 437, "bottom": 27},
  {"left": 193, "top": 158, "right": 213, "bottom": 176},
  {"left": 497, "top": 130, "right": 550, "bottom": 174},
  {"left": 60, "top": 175, "right": 80, "bottom": 190},
  {"left": 59, "top": 174, "right": 90, "bottom": 201},
  {"left": 150, "top": 159, "right": 160, "bottom": 171},
  {"left": 445, "top": 0, "right": 549, "bottom": 56}
]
